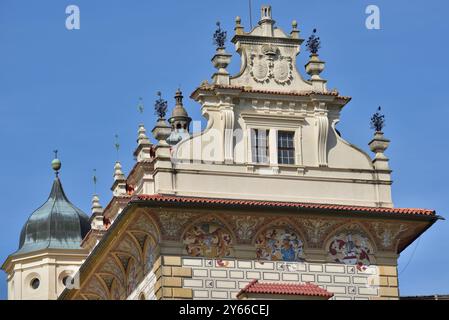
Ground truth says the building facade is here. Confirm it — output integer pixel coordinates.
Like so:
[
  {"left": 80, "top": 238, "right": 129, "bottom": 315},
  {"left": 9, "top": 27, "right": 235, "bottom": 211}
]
[{"left": 3, "top": 5, "right": 440, "bottom": 300}]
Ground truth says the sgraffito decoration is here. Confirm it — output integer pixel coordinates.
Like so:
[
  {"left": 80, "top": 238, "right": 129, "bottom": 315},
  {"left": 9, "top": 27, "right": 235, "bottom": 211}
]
[
  {"left": 183, "top": 223, "right": 233, "bottom": 258},
  {"left": 255, "top": 228, "right": 304, "bottom": 262},
  {"left": 328, "top": 232, "right": 373, "bottom": 271}
]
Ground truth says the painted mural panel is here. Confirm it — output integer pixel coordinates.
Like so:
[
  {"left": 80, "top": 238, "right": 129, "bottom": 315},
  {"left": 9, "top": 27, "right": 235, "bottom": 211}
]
[
  {"left": 126, "top": 260, "right": 139, "bottom": 296},
  {"left": 328, "top": 233, "right": 373, "bottom": 271},
  {"left": 145, "top": 240, "right": 155, "bottom": 274},
  {"left": 255, "top": 228, "right": 304, "bottom": 261},
  {"left": 183, "top": 223, "right": 232, "bottom": 258}
]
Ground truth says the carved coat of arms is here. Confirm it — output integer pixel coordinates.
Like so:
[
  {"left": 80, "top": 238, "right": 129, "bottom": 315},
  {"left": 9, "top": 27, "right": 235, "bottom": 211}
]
[{"left": 249, "top": 44, "right": 293, "bottom": 85}]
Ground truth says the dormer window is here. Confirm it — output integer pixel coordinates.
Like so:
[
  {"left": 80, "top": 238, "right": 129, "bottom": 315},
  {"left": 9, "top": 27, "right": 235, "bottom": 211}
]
[
  {"left": 278, "top": 131, "right": 295, "bottom": 165},
  {"left": 251, "top": 129, "right": 269, "bottom": 163}
]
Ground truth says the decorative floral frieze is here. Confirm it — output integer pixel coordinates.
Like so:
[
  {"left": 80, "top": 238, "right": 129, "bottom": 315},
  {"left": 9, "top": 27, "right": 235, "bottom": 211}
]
[
  {"left": 299, "top": 218, "right": 342, "bottom": 248},
  {"left": 158, "top": 211, "right": 197, "bottom": 240},
  {"left": 371, "top": 222, "right": 408, "bottom": 249},
  {"left": 230, "top": 215, "right": 267, "bottom": 242}
]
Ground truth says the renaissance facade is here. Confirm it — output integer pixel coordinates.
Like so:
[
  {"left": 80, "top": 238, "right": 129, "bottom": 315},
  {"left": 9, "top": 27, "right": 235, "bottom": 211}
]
[{"left": 2, "top": 5, "right": 439, "bottom": 300}]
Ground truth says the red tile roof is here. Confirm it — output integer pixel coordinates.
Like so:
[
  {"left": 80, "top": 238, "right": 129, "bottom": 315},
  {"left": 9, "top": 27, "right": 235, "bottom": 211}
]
[
  {"left": 191, "top": 84, "right": 351, "bottom": 101},
  {"left": 236, "top": 280, "right": 333, "bottom": 299},
  {"left": 134, "top": 194, "right": 436, "bottom": 217}
]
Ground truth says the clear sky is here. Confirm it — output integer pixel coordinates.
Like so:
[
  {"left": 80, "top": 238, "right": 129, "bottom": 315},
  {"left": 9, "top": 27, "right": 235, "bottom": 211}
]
[{"left": 0, "top": 0, "right": 448, "bottom": 299}]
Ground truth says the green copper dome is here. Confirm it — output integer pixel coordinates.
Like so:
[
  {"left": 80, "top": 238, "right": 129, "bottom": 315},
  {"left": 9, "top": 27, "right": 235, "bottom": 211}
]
[{"left": 15, "top": 177, "right": 91, "bottom": 255}]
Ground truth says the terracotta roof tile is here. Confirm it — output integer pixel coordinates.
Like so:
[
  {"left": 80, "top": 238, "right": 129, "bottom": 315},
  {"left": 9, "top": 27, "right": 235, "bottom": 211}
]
[
  {"left": 191, "top": 84, "right": 351, "bottom": 101},
  {"left": 236, "top": 280, "right": 333, "bottom": 298},
  {"left": 134, "top": 194, "right": 436, "bottom": 217}
]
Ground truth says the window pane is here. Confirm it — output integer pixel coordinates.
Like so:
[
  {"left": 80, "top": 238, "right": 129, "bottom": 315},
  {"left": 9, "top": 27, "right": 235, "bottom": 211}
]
[
  {"left": 252, "top": 129, "right": 270, "bottom": 163},
  {"left": 278, "top": 131, "right": 295, "bottom": 164}
]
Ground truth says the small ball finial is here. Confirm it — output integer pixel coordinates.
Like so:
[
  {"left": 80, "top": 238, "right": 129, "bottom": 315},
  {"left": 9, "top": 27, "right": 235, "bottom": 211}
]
[
  {"left": 235, "top": 16, "right": 241, "bottom": 25},
  {"left": 51, "top": 150, "right": 61, "bottom": 173},
  {"left": 292, "top": 20, "right": 298, "bottom": 29}
]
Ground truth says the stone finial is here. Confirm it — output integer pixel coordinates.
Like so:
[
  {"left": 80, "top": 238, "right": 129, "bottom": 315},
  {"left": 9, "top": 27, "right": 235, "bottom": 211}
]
[
  {"left": 211, "top": 23, "right": 232, "bottom": 86},
  {"left": 137, "top": 124, "right": 150, "bottom": 145},
  {"left": 305, "top": 30, "right": 327, "bottom": 92},
  {"left": 152, "top": 119, "right": 171, "bottom": 146},
  {"left": 235, "top": 16, "right": 244, "bottom": 35},
  {"left": 134, "top": 123, "right": 153, "bottom": 162},
  {"left": 369, "top": 131, "right": 390, "bottom": 170},
  {"left": 369, "top": 107, "right": 390, "bottom": 170},
  {"left": 91, "top": 194, "right": 103, "bottom": 215},
  {"left": 90, "top": 194, "right": 105, "bottom": 230},
  {"left": 290, "top": 20, "right": 300, "bottom": 39},
  {"left": 113, "top": 161, "right": 125, "bottom": 181},
  {"left": 111, "top": 161, "right": 126, "bottom": 196}
]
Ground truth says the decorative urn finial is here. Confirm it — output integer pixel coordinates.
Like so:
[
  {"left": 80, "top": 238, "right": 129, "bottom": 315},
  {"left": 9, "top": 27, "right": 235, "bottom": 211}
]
[
  {"left": 211, "top": 22, "right": 232, "bottom": 85},
  {"left": 368, "top": 107, "right": 390, "bottom": 170},
  {"left": 305, "top": 28, "right": 326, "bottom": 91},
  {"left": 152, "top": 91, "right": 172, "bottom": 144}
]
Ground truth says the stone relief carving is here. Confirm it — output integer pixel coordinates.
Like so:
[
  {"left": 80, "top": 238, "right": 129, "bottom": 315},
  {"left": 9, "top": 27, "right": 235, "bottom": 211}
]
[{"left": 249, "top": 45, "right": 293, "bottom": 85}]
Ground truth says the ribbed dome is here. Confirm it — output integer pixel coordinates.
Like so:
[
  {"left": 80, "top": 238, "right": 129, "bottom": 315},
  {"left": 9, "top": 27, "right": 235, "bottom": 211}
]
[{"left": 15, "top": 177, "right": 90, "bottom": 255}]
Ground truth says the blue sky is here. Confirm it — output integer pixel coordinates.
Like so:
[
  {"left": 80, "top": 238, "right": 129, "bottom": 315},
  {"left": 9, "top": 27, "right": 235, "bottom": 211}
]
[{"left": 0, "top": 0, "right": 448, "bottom": 299}]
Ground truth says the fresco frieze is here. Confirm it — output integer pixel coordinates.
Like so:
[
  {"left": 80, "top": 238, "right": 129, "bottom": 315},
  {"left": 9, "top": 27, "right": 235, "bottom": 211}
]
[
  {"left": 255, "top": 228, "right": 304, "bottom": 262},
  {"left": 183, "top": 223, "right": 233, "bottom": 258}
]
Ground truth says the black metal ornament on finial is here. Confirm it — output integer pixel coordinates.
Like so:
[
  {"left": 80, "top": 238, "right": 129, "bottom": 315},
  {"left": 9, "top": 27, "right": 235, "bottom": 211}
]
[
  {"left": 154, "top": 91, "right": 168, "bottom": 119},
  {"left": 53, "top": 149, "right": 58, "bottom": 159},
  {"left": 370, "top": 106, "right": 386, "bottom": 132},
  {"left": 306, "top": 28, "right": 321, "bottom": 54},
  {"left": 114, "top": 134, "right": 120, "bottom": 160},
  {"left": 213, "top": 21, "right": 227, "bottom": 49},
  {"left": 137, "top": 97, "right": 144, "bottom": 114},
  {"left": 93, "top": 169, "right": 97, "bottom": 194}
]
